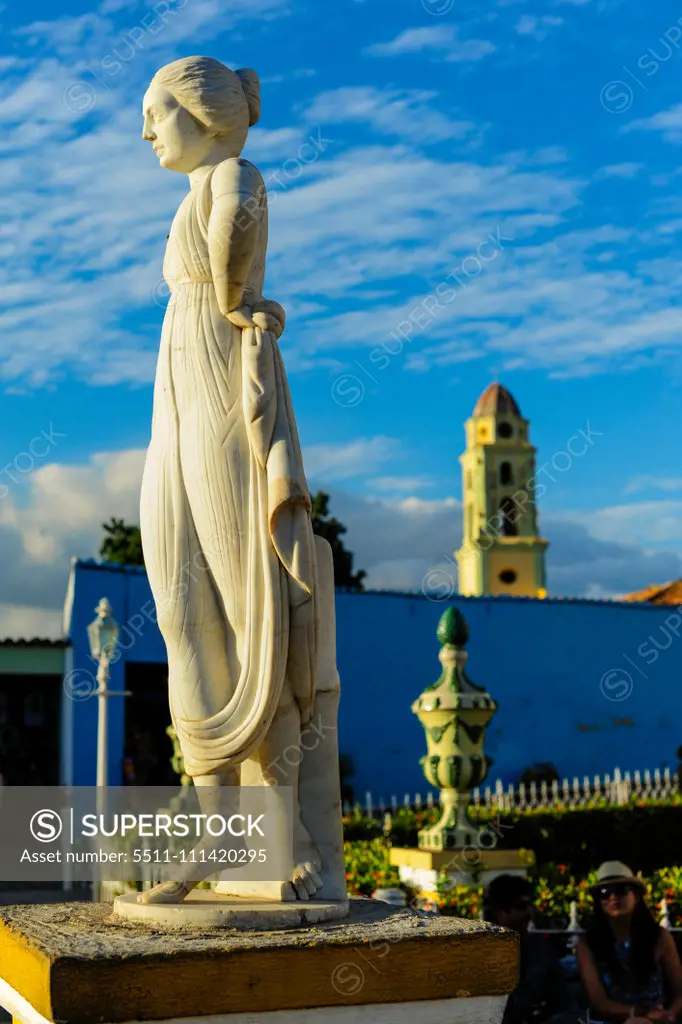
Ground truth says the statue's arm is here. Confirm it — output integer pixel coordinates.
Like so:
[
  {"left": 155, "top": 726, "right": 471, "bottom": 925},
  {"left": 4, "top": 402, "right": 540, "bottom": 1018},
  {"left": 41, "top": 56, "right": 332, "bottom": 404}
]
[{"left": 208, "top": 159, "right": 263, "bottom": 317}]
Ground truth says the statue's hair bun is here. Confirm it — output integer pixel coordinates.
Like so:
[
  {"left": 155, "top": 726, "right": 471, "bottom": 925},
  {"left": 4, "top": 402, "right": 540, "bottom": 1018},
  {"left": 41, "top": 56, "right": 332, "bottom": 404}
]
[{"left": 236, "top": 68, "right": 260, "bottom": 127}]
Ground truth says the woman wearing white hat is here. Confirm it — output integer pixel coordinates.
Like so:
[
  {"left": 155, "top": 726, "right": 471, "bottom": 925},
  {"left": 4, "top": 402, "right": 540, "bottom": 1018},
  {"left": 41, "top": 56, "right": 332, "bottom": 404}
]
[{"left": 576, "top": 861, "right": 682, "bottom": 1022}]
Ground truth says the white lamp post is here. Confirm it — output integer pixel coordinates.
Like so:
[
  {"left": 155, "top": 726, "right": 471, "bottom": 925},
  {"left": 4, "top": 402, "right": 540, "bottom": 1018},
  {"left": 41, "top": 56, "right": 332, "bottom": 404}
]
[
  {"left": 87, "top": 598, "right": 127, "bottom": 789},
  {"left": 87, "top": 598, "right": 130, "bottom": 902}
]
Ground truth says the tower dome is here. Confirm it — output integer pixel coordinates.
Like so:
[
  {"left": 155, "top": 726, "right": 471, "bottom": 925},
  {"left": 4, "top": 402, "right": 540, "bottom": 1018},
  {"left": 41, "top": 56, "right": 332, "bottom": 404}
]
[{"left": 473, "top": 382, "right": 521, "bottom": 418}]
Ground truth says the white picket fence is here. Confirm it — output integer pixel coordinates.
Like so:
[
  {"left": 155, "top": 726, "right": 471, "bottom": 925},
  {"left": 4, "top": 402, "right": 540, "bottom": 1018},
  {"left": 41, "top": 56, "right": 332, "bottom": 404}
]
[{"left": 346, "top": 766, "right": 680, "bottom": 820}]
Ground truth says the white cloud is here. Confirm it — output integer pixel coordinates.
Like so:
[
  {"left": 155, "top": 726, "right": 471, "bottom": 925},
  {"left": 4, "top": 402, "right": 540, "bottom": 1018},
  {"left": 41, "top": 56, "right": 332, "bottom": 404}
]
[
  {"left": 15, "top": 13, "right": 111, "bottom": 51},
  {"left": 515, "top": 15, "right": 564, "bottom": 40},
  {"left": 0, "top": 604, "right": 63, "bottom": 640},
  {"left": 99, "top": 0, "right": 140, "bottom": 13},
  {"left": 575, "top": 500, "right": 682, "bottom": 546},
  {"left": 305, "top": 437, "right": 398, "bottom": 481},
  {"left": 596, "top": 163, "right": 643, "bottom": 179},
  {"left": 245, "top": 126, "right": 310, "bottom": 162},
  {"left": 625, "top": 476, "right": 682, "bottom": 495},
  {"left": 303, "top": 87, "right": 479, "bottom": 145},
  {"left": 625, "top": 105, "right": 682, "bottom": 144},
  {"left": 370, "top": 476, "right": 434, "bottom": 493},
  {"left": 0, "top": 448, "right": 146, "bottom": 637},
  {"left": 15, "top": 0, "right": 288, "bottom": 54},
  {"left": 365, "top": 26, "right": 496, "bottom": 63}
]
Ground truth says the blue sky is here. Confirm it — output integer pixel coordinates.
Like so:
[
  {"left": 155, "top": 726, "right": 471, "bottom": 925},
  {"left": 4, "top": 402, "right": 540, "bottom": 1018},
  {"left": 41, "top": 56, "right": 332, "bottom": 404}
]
[{"left": 1, "top": 0, "right": 682, "bottom": 635}]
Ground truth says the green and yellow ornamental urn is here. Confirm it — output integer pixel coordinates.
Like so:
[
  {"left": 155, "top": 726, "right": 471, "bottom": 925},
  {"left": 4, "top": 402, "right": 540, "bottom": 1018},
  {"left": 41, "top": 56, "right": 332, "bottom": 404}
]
[{"left": 413, "top": 606, "right": 498, "bottom": 851}]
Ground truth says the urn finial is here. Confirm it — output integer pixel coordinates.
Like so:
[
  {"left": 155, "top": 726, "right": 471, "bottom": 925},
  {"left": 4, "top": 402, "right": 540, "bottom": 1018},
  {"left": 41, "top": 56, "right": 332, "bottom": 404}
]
[{"left": 413, "top": 607, "right": 498, "bottom": 851}]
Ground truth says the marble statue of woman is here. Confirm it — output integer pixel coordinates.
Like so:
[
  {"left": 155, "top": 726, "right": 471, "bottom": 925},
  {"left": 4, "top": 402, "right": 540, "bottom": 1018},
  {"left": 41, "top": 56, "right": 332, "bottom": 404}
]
[{"left": 138, "top": 56, "right": 345, "bottom": 910}]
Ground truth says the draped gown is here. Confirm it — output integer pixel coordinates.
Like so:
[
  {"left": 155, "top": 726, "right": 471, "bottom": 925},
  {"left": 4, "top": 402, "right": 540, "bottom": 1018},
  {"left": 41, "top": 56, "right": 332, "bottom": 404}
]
[{"left": 140, "top": 158, "right": 318, "bottom": 780}]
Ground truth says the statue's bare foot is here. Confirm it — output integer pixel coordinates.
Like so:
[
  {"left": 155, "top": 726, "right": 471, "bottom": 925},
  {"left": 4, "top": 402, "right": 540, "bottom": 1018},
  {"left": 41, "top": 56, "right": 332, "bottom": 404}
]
[
  {"left": 137, "top": 881, "right": 194, "bottom": 905},
  {"left": 290, "top": 861, "right": 323, "bottom": 901},
  {"left": 290, "top": 821, "right": 323, "bottom": 900}
]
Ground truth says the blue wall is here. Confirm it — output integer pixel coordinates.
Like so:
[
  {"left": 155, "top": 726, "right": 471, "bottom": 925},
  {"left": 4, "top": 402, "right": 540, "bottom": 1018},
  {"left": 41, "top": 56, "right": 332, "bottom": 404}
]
[{"left": 64, "top": 561, "right": 682, "bottom": 795}]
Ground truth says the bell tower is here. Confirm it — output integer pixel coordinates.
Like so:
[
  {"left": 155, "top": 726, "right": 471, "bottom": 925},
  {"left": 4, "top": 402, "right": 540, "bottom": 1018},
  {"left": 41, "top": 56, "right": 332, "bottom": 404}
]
[{"left": 456, "top": 382, "right": 548, "bottom": 597}]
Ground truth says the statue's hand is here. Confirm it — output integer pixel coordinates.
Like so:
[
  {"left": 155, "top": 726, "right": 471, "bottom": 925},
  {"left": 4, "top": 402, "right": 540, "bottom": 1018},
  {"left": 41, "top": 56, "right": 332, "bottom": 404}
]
[
  {"left": 226, "top": 306, "right": 254, "bottom": 330},
  {"left": 226, "top": 298, "right": 286, "bottom": 339},
  {"left": 254, "top": 298, "right": 286, "bottom": 338}
]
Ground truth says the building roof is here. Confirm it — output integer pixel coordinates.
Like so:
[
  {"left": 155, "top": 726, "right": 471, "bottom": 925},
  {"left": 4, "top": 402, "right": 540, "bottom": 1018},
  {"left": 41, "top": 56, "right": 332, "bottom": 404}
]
[
  {"left": 72, "top": 557, "right": 147, "bottom": 575},
  {"left": 473, "top": 382, "right": 521, "bottom": 418},
  {"left": 0, "top": 638, "right": 68, "bottom": 648},
  {"left": 621, "top": 579, "right": 682, "bottom": 606}
]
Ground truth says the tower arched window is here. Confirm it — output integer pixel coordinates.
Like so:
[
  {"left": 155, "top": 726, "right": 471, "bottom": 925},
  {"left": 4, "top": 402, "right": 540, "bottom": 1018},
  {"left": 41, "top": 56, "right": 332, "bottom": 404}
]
[
  {"left": 498, "top": 422, "right": 513, "bottom": 439},
  {"left": 499, "top": 496, "right": 518, "bottom": 536},
  {"left": 500, "top": 462, "right": 513, "bottom": 486}
]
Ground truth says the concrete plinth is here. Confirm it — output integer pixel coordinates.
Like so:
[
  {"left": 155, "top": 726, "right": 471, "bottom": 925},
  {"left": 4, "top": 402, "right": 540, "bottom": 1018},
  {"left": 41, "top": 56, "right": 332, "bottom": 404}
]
[
  {"left": 390, "top": 847, "right": 534, "bottom": 892},
  {"left": 113, "top": 890, "right": 349, "bottom": 930},
  {"left": 0, "top": 898, "right": 518, "bottom": 1024}
]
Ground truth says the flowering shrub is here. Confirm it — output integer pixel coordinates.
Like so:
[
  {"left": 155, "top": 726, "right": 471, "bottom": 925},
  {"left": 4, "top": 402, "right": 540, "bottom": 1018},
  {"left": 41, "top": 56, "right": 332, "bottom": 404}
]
[
  {"left": 343, "top": 838, "right": 401, "bottom": 896},
  {"left": 343, "top": 839, "right": 682, "bottom": 928},
  {"left": 434, "top": 880, "right": 484, "bottom": 919},
  {"left": 645, "top": 866, "right": 682, "bottom": 928}
]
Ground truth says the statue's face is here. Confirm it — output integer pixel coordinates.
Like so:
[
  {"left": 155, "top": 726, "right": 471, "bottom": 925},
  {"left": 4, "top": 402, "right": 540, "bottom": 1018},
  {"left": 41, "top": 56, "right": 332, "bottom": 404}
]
[{"left": 142, "top": 82, "right": 214, "bottom": 173}]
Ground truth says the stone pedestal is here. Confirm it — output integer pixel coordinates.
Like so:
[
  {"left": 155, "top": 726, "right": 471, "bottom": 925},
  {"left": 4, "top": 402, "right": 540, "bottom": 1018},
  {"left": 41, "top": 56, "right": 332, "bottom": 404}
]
[
  {"left": 0, "top": 898, "right": 517, "bottom": 1024},
  {"left": 113, "top": 890, "right": 348, "bottom": 930},
  {"left": 390, "top": 847, "right": 534, "bottom": 894}
]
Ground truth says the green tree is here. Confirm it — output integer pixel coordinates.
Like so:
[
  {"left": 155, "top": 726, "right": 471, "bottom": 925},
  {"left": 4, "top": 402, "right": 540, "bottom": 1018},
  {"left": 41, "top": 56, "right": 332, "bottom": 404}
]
[
  {"left": 311, "top": 491, "right": 366, "bottom": 591},
  {"left": 100, "top": 517, "right": 144, "bottom": 567}
]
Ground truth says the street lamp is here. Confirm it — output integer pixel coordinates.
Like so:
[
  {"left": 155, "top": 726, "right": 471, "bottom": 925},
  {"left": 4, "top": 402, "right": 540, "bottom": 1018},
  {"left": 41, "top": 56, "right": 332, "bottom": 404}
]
[
  {"left": 87, "top": 598, "right": 129, "bottom": 902},
  {"left": 87, "top": 597, "right": 120, "bottom": 664},
  {"left": 86, "top": 598, "right": 125, "bottom": 789}
]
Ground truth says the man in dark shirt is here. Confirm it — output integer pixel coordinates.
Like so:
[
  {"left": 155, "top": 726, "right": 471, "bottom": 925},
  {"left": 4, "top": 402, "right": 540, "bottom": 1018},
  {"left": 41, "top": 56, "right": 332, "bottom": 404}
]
[{"left": 484, "top": 875, "right": 573, "bottom": 1024}]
